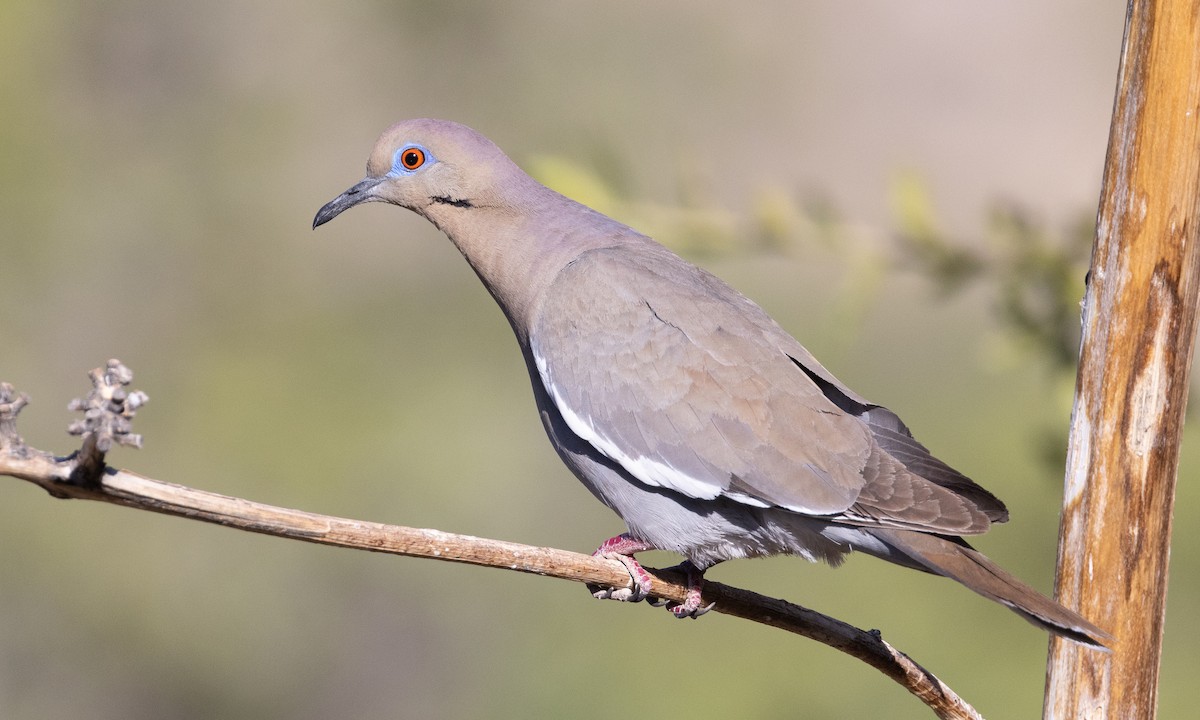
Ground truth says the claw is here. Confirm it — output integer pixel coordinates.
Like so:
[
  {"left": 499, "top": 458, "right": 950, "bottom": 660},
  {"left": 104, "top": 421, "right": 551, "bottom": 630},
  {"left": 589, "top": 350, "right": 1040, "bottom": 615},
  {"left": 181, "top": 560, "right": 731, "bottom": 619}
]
[
  {"left": 669, "top": 600, "right": 716, "bottom": 619},
  {"left": 663, "top": 560, "right": 713, "bottom": 618}
]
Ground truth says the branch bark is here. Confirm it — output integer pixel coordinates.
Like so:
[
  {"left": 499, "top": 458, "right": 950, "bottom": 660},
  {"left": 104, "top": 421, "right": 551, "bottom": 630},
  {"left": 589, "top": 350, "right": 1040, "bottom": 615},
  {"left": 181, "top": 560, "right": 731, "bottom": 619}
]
[
  {"left": 1045, "top": 0, "right": 1200, "bottom": 717},
  {"left": 0, "top": 375, "right": 983, "bottom": 720}
]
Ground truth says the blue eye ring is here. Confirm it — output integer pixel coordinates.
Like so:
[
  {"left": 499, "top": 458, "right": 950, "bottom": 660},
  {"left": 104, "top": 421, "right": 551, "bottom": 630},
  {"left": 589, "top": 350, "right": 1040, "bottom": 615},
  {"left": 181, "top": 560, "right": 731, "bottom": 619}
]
[{"left": 391, "top": 144, "right": 432, "bottom": 175}]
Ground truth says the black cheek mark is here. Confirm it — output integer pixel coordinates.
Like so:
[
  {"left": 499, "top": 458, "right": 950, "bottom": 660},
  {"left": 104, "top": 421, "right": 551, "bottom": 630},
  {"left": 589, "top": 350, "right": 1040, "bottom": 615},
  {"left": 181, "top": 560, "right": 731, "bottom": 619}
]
[{"left": 430, "top": 196, "right": 474, "bottom": 208}]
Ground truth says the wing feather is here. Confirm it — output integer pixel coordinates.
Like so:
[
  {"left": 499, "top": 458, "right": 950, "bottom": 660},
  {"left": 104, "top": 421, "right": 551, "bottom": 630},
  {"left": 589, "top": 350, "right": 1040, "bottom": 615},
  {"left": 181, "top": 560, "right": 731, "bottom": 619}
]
[{"left": 532, "top": 245, "right": 870, "bottom": 515}]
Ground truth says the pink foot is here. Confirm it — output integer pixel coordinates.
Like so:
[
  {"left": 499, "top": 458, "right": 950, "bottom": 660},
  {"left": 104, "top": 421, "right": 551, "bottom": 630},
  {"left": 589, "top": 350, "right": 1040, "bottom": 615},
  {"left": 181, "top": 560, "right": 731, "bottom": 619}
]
[
  {"left": 589, "top": 533, "right": 655, "bottom": 603},
  {"left": 660, "top": 561, "right": 715, "bottom": 619}
]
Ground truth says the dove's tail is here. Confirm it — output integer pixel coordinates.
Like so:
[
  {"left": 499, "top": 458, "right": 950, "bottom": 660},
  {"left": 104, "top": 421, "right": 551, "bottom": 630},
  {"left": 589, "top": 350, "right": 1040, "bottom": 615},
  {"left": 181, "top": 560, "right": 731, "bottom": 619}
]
[{"left": 866, "top": 528, "right": 1112, "bottom": 649}]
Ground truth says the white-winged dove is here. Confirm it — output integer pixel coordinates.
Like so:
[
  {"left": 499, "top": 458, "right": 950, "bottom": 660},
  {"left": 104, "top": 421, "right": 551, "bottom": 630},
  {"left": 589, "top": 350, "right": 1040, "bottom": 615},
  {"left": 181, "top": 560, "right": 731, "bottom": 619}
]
[{"left": 314, "top": 119, "right": 1109, "bottom": 647}]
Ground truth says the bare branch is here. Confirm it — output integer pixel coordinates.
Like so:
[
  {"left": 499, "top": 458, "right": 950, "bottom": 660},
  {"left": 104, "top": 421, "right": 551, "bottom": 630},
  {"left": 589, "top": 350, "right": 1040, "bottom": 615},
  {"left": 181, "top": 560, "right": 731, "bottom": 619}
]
[{"left": 0, "top": 365, "right": 981, "bottom": 720}]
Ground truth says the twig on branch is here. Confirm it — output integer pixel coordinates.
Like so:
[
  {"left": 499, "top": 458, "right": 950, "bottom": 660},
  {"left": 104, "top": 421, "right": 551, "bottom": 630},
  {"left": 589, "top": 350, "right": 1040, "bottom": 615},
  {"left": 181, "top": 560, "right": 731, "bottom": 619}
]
[{"left": 0, "top": 362, "right": 982, "bottom": 720}]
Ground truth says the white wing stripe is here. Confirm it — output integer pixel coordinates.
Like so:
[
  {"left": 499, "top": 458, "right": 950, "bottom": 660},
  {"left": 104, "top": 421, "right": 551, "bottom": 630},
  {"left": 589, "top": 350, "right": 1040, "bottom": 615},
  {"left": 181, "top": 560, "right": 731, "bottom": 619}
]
[
  {"left": 534, "top": 349, "right": 723, "bottom": 501},
  {"left": 723, "top": 491, "right": 771, "bottom": 508}
]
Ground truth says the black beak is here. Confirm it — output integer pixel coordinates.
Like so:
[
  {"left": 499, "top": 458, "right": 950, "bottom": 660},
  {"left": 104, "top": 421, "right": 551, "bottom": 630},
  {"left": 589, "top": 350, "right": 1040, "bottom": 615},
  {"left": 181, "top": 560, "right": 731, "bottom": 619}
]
[{"left": 313, "top": 177, "right": 383, "bottom": 229}]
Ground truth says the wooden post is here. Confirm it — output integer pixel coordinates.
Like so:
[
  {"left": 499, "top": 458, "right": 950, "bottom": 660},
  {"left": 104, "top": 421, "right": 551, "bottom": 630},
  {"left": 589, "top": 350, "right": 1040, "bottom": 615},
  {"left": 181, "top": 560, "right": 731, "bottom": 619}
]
[{"left": 1044, "top": 1, "right": 1200, "bottom": 717}]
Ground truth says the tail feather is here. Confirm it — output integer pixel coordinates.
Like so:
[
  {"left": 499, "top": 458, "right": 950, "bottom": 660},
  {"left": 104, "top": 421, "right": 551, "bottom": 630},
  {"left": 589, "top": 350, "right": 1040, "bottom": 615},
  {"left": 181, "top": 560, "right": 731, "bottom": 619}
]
[{"left": 868, "top": 528, "right": 1111, "bottom": 648}]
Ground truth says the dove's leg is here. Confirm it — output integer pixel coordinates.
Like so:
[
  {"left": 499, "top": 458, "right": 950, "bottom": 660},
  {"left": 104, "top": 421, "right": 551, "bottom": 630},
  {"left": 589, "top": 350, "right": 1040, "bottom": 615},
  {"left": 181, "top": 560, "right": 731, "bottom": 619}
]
[
  {"left": 588, "top": 533, "right": 655, "bottom": 603},
  {"left": 588, "top": 536, "right": 716, "bottom": 618}
]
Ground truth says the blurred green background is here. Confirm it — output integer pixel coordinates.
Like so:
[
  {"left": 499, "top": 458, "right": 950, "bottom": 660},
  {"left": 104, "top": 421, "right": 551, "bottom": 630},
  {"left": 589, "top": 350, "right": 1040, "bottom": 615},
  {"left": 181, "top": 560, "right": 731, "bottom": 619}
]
[{"left": 2, "top": 2, "right": 1195, "bottom": 718}]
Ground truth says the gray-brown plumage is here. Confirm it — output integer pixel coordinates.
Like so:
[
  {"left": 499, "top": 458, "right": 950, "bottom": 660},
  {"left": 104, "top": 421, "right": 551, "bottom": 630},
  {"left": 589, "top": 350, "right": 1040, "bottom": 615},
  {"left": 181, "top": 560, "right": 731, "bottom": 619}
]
[{"left": 314, "top": 118, "right": 1109, "bottom": 647}]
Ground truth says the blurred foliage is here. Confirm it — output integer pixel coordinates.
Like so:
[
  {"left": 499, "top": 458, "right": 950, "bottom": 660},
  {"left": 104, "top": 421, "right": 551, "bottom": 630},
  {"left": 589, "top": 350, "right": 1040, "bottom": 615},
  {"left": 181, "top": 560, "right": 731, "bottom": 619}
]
[
  {"left": 891, "top": 171, "right": 989, "bottom": 293},
  {"left": 891, "top": 172, "right": 1101, "bottom": 469},
  {"left": 892, "top": 171, "right": 1092, "bottom": 373}
]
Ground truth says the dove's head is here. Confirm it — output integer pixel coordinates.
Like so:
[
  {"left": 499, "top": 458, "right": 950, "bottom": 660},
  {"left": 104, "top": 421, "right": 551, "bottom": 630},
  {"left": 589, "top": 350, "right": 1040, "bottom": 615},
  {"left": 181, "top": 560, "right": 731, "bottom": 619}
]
[{"left": 313, "top": 118, "right": 525, "bottom": 229}]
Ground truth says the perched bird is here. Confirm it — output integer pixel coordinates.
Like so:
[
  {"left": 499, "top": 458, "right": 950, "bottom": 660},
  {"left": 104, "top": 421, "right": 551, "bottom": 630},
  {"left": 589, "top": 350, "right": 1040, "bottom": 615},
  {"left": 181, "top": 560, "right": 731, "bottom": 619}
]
[{"left": 314, "top": 118, "right": 1109, "bottom": 647}]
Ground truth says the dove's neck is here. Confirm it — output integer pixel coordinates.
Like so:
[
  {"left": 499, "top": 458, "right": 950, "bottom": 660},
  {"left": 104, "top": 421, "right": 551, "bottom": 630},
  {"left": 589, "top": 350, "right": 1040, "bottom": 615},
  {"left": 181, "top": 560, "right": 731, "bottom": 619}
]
[{"left": 424, "top": 182, "right": 644, "bottom": 346}]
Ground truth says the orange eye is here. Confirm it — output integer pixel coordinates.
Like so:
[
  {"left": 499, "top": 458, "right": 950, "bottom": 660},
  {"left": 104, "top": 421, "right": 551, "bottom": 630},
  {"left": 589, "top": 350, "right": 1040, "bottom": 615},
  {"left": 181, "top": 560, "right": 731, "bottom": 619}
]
[{"left": 400, "top": 147, "right": 426, "bottom": 170}]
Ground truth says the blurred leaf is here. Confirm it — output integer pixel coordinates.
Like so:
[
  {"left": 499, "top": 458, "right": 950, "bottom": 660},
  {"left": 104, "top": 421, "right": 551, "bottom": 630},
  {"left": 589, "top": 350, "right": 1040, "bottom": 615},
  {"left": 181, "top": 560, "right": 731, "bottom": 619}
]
[
  {"left": 526, "top": 154, "right": 621, "bottom": 216},
  {"left": 989, "top": 204, "right": 1092, "bottom": 370},
  {"left": 890, "top": 171, "right": 985, "bottom": 291}
]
